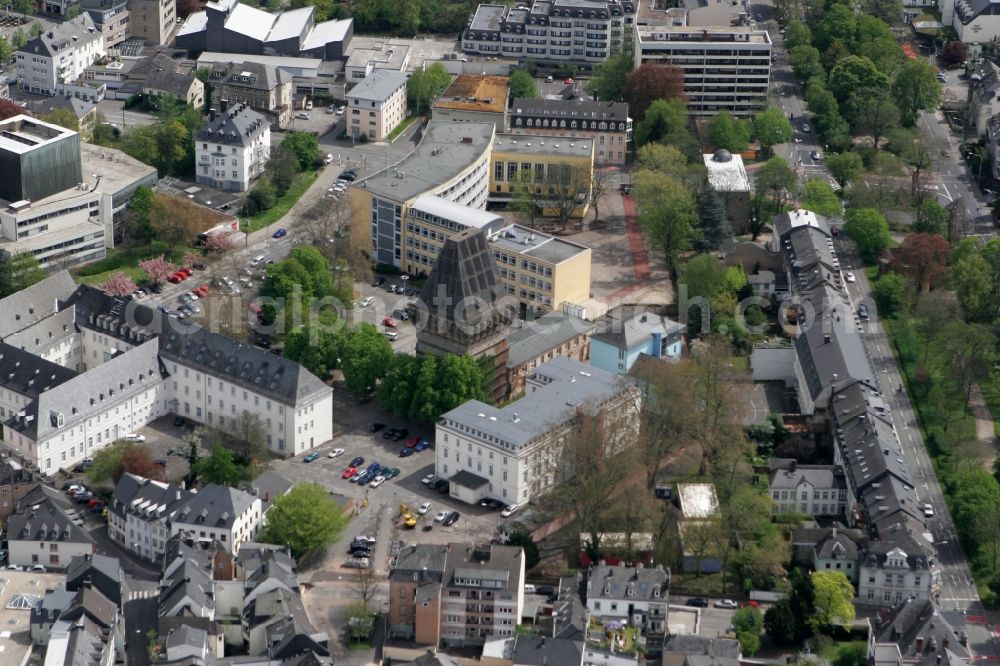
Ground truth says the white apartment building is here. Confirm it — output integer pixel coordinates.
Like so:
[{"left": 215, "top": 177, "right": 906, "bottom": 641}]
[
  {"left": 508, "top": 98, "right": 631, "bottom": 165},
  {"left": 462, "top": 0, "right": 636, "bottom": 66},
  {"left": 634, "top": 25, "right": 771, "bottom": 117},
  {"left": 16, "top": 14, "right": 107, "bottom": 101},
  {"left": 586, "top": 564, "right": 670, "bottom": 635},
  {"left": 769, "top": 459, "right": 848, "bottom": 518},
  {"left": 435, "top": 357, "right": 638, "bottom": 505},
  {"left": 7, "top": 485, "right": 95, "bottom": 568},
  {"left": 346, "top": 69, "right": 408, "bottom": 141},
  {"left": 170, "top": 484, "right": 262, "bottom": 553},
  {"left": 857, "top": 542, "right": 936, "bottom": 606},
  {"left": 195, "top": 104, "right": 271, "bottom": 193},
  {"left": 108, "top": 474, "right": 191, "bottom": 561},
  {"left": 0, "top": 279, "right": 334, "bottom": 476}
]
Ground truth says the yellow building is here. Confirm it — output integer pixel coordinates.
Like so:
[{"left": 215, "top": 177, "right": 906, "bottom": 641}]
[
  {"left": 488, "top": 135, "right": 594, "bottom": 219},
  {"left": 403, "top": 195, "right": 591, "bottom": 313}
]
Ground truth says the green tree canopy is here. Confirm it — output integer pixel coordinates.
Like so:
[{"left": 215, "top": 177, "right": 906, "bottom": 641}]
[
  {"left": 260, "top": 482, "right": 348, "bottom": 558},
  {"left": 407, "top": 63, "right": 452, "bottom": 114},
  {"left": 790, "top": 45, "right": 823, "bottom": 80},
  {"left": 844, "top": 207, "right": 890, "bottom": 262},
  {"left": 634, "top": 170, "right": 697, "bottom": 272},
  {"left": 783, "top": 19, "right": 812, "bottom": 49},
  {"left": 826, "top": 151, "right": 863, "bottom": 188},
  {"left": 340, "top": 323, "right": 394, "bottom": 395},
  {"left": 282, "top": 131, "right": 320, "bottom": 170},
  {"left": 708, "top": 110, "right": 751, "bottom": 153},
  {"left": 587, "top": 51, "right": 632, "bottom": 102},
  {"left": 694, "top": 189, "right": 732, "bottom": 251},
  {"left": 43, "top": 107, "right": 80, "bottom": 131},
  {"left": 634, "top": 98, "right": 688, "bottom": 146},
  {"left": 810, "top": 571, "right": 856, "bottom": 631},
  {"left": 194, "top": 446, "right": 250, "bottom": 486},
  {"left": 753, "top": 106, "right": 793, "bottom": 153},
  {"left": 872, "top": 272, "right": 909, "bottom": 316},
  {"left": 509, "top": 69, "right": 538, "bottom": 98},
  {"left": 828, "top": 55, "right": 889, "bottom": 104},
  {"left": 0, "top": 250, "right": 46, "bottom": 298},
  {"left": 802, "top": 178, "right": 843, "bottom": 217},
  {"left": 894, "top": 59, "right": 942, "bottom": 126}
]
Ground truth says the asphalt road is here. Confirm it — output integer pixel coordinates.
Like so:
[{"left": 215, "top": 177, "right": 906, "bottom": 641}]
[{"left": 758, "top": 0, "right": 999, "bottom": 656}]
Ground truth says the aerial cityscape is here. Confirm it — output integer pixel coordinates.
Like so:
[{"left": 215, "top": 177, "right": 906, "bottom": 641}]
[{"left": 0, "top": 0, "right": 995, "bottom": 664}]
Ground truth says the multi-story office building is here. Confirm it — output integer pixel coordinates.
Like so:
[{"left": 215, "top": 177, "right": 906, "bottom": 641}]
[
  {"left": 388, "top": 543, "right": 526, "bottom": 647},
  {"left": 633, "top": 25, "right": 771, "bottom": 117},
  {"left": 462, "top": 0, "right": 636, "bottom": 67},
  {"left": 195, "top": 104, "right": 270, "bottom": 192},
  {"left": 16, "top": 14, "right": 107, "bottom": 101},
  {"left": 128, "top": 0, "right": 176, "bottom": 45},
  {"left": 208, "top": 61, "right": 293, "bottom": 127},
  {"left": 0, "top": 117, "right": 157, "bottom": 269},
  {"left": 436, "top": 357, "right": 639, "bottom": 505},
  {"left": 348, "top": 120, "right": 495, "bottom": 269},
  {"left": 488, "top": 134, "right": 594, "bottom": 218},
  {"left": 402, "top": 197, "right": 591, "bottom": 313},
  {"left": 345, "top": 69, "right": 408, "bottom": 141},
  {"left": 79, "top": 0, "right": 131, "bottom": 50},
  {"left": 509, "top": 98, "right": 631, "bottom": 165}
]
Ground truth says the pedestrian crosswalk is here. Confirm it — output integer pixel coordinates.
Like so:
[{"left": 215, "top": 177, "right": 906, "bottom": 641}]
[{"left": 126, "top": 589, "right": 156, "bottom": 601}]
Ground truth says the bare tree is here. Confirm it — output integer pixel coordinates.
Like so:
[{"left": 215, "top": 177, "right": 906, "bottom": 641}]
[
  {"left": 681, "top": 518, "right": 722, "bottom": 579},
  {"left": 547, "top": 165, "right": 591, "bottom": 231},
  {"left": 510, "top": 169, "right": 545, "bottom": 229},
  {"left": 353, "top": 564, "right": 380, "bottom": 610},
  {"left": 589, "top": 169, "right": 612, "bottom": 226},
  {"left": 298, "top": 196, "right": 371, "bottom": 284}
]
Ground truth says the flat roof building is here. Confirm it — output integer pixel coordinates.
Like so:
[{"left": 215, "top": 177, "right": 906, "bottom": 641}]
[
  {"left": 634, "top": 25, "right": 771, "bottom": 117},
  {"left": 508, "top": 97, "right": 631, "bottom": 165},
  {"left": 432, "top": 74, "right": 509, "bottom": 133},
  {"left": 489, "top": 134, "right": 595, "bottom": 219},
  {"left": 345, "top": 69, "right": 409, "bottom": 141}
]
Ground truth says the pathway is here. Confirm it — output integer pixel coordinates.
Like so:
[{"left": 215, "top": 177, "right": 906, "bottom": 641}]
[
  {"left": 620, "top": 194, "right": 651, "bottom": 281},
  {"left": 970, "top": 383, "right": 999, "bottom": 471}
]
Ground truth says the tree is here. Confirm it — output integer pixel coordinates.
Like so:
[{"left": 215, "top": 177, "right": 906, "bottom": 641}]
[
  {"left": 783, "top": 19, "right": 812, "bottom": 49},
  {"left": 754, "top": 156, "right": 796, "bottom": 213},
  {"left": 177, "top": 0, "right": 202, "bottom": 17},
  {"left": 833, "top": 642, "right": 868, "bottom": 666},
  {"left": 11, "top": 28, "right": 27, "bottom": 50},
  {"left": 88, "top": 441, "right": 165, "bottom": 485},
  {"left": 813, "top": 4, "right": 856, "bottom": 53},
  {"left": 0, "top": 36, "right": 11, "bottom": 65},
  {"left": 790, "top": 45, "right": 823, "bottom": 80},
  {"left": 826, "top": 151, "right": 863, "bottom": 189},
  {"left": 764, "top": 599, "right": 797, "bottom": 643},
  {"left": 621, "top": 62, "right": 686, "bottom": 120},
  {"left": 942, "top": 321, "right": 997, "bottom": 412},
  {"left": 849, "top": 88, "right": 899, "bottom": 149},
  {"left": 265, "top": 146, "right": 300, "bottom": 194},
  {"left": 138, "top": 254, "right": 178, "bottom": 285},
  {"left": 708, "top": 110, "right": 750, "bottom": 153},
  {"left": 810, "top": 571, "right": 856, "bottom": 631},
  {"left": 282, "top": 131, "right": 319, "bottom": 171},
  {"left": 845, "top": 208, "right": 891, "bottom": 262},
  {"left": 194, "top": 446, "right": 249, "bottom": 486},
  {"left": 753, "top": 107, "right": 793, "bottom": 156},
  {"left": 102, "top": 272, "right": 138, "bottom": 296},
  {"left": 0, "top": 250, "right": 46, "bottom": 297},
  {"left": 341, "top": 323, "right": 394, "bottom": 396},
  {"left": 0, "top": 97, "right": 23, "bottom": 120},
  {"left": 915, "top": 197, "right": 949, "bottom": 236},
  {"left": 589, "top": 169, "right": 611, "bottom": 225},
  {"left": 891, "top": 233, "right": 951, "bottom": 292},
  {"left": 859, "top": 0, "right": 901, "bottom": 23},
  {"left": 204, "top": 233, "right": 234, "bottom": 254},
  {"left": 407, "top": 63, "right": 452, "bottom": 115},
  {"left": 802, "top": 179, "right": 842, "bottom": 217},
  {"left": 588, "top": 51, "right": 632, "bottom": 102},
  {"left": 505, "top": 532, "right": 540, "bottom": 569},
  {"left": 828, "top": 56, "right": 889, "bottom": 105},
  {"left": 43, "top": 107, "right": 79, "bottom": 131},
  {"left": 951, "top": 246, "right": 995, "bottom": 321},
  {"left": 894, "top": 60, "right": 942, "bottom": 126},
  {"left": 633, "top": 98, "right": 687, "bottom": 146},
  {"left": 228, "top": 411, "right": 268, "bottom": 465},
  {"left": 260, "top": 482, "right": 348, "bottom": 558},
  {"left": 65, "top": 4, "right": 80, "bottom": 18},
  {"left": 731, "top": 607, "right": 763, "bottom": 656},
  {"left": 548, "top": 165, "right": 590, "bottom": 230},
  {"left": 873, "top": 272, "right": 909, "bottom": 316},
  {"left": 435, "top": 354, "right": 488, "bottom": 414},
  {"left": 634, "top": 170, "right": 696, "bottom": 272},
  {"left": 29, "top": 21, "right": 43, "bottom": 37},
  {"left": 510, "top": 169, "right": 544, "bottom": 228},
  {"left": 636, "top": 143, "right": 702, "bottom": 189},
  {"left": 941, "top": 41, "right": 968, "bottom": 67},
  {"left": 509, "top": 69, "right": 537, "bottom": 98},
  {"left": 695, "top": 189, "right": 732, "bottom": 251}
]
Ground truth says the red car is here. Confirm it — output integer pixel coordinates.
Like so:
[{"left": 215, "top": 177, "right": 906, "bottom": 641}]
[
  {"left": 177, "top": 267, "right": 192, "bottom": 278},
  {"left": 383, "top": 316, "right": 397, "bottom": 328},
  {"left": 341, "top": 466, "right": 357, "bottom": 479},
  {"left": 405, "top": 436, "right": 421, "bottom": 449},
  {"left": 167, "top": 272, "right": 184, "bottom": 284},
  {"left": 194, "top": 284, "right": 210, "bottom": 297}
]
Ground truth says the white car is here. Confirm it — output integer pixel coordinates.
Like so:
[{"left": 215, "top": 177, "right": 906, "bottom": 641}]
[
  {"left": 250, "top": 255, "right": 265, "bottom": 267},
  {"left": 124, "top": 433, "right": 145, "bottom": 443},
  {"left": 845, "top": 272, "right": 856, "bottom": 283},
  {"left": 360, "top": 296, "right": 374, "bottom": 307},
  {"left": 418, "top": 502, "right": 432, "bottom": 515},
  {"left": 422, "top": 473, "right": 437, "bottom": 485},
  {"left": 369, "top": 475, "right": 386, "bottom": 488},
  {"left": 715, "top": 599, "right": 739, "bottom": 609},
  {"left": 924, "top": 503, "right": 935, "bottom": 517},
  {"left": 435, "top": 510, "right": 449, "bottom": 522},
  {"left": 801, "top": 123, "right": 810, "bottom": 132},
  {"left": 324, "top": 154, "right": 334, "bottom": 164},
  {"left": 328, "top": 448, "right": 345, "bottom": 458},
  {"left": 295, "top": 111, "right": 309, "bottom": 120},
  {"left": 5, "top": 564, "right": 23, "bottom": 571},
  {"left": 354, "top": 535, "right": 376, "bottom": 545},
  {"left": 29, "top": 564, "right": 45, "bottom": 573},
  {"left": 336, "top": 105, "right": 346, "bottom": 115},
  {"left": 500, "top": 503, "right": 520, "bottom": 518}
]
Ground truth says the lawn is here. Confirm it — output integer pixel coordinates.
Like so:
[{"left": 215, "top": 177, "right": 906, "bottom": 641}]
[
  {"left": 386, "top": 115, "right": 421, "bottom": 142},
  {"left": 243, "top": 170, "right": 319, "bottom": 233},
  {"left": 74, "top": 241, "right": 189, "bottom": 286}
]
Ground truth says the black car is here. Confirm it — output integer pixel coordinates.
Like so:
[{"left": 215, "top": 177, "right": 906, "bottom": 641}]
[
  {"left": 349, "top": 547, "right": 372, "bottom": 557},
  {"left": 436, "top": 481, "right": 451, "bottom": 494},
  {"left": 370, "top": 423, "right": 386, "bottom": 433},
  {"left": 373, "top": 277, "right": 386, "bottom": 287},
  {"left": 857, "top": 304, "right": 869, "bottom": 320},
  {"left": 442, "top": 511, "right": 460, "bottom": 526},
  {"left": 477, "top": 498, "right": 503, "bottom": 511},
  {"left": 535, "top": 585, "right": 555, "bottom": 597},
  {"left": 173, "top": 416, "right": 186, "bottom": 427},
  {"left": 350, "top": 540, "right": 374, "bottom": 550},
  {"left": 339, "top": 170, "right": 358, "bottom": 181},
  {"left": 391, "top": 428, "right": 409, "bottom": 441},
  {"left": 74, "top": 492, "right": 94, "bottom": 504},
  {"left": 686, "top": 597, "right": 709, "bottom": 608},
  {"left": 382, "top": 428, "right": 398, "bottom": 440},
  {"left": 350, "top": 456, "right": 365, "bottom": 468}
]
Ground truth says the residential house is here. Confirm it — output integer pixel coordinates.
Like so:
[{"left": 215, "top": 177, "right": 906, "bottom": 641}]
[
  {"left": 858, "top": 530, "right": 937, "bottom": 605},
  {"left": 170, "top": 484, "right": 263, "bottom": 553},
  {"left": 344, "top": 40, "right": 410, "bottom": 81},
  {"left": 16, "top": 14, "right": 107, "bottom": 101},
  {"left": 461, "top": 0, "right": 636, "bottom": 67},
  {"left": 139, "top": 53, "right": 205, "bottom": 109},
  {"left": 791, "top": 523, "right": 865, "bottom": 584},
  {"left": 65, "top": 553, "right": 128, "bottom": 607},
  {"left": 436, "top": 357, "right": 640, "bottom": 505},
  {"left": 23, "top": 95, "right": 100, "bottom": 140},
  {"left": 505, "top": 311, "right": 594, "bottom": 401},
  {"left": 346, "top": 68, "right": 408, "bottom": 141},
  {"left": 238, "top": 469, "right": 293, "bottom": 508},
  {"left": 0, "top": 457, "right": 45, "bottom": 521},
  {"left": 508, "top": 98, "right": 631, "bottom": 165},
  {"left": 590, "top": 309, "right": 684, "bottom": 376},
  {"left": 195, "top": 103, "right": 270, "bottom": 192},
  {"left": 431, "top": 75, "right": 508, "bottom": 134},
  {"left": 7, "top": 485, "right": 94, "bottom": 569},
  {"left": 769, "top": 459, "right": 848, "bottom": 517},
  {"left": 108, "top": 474, "right": 192, "bottom": 562},
  {"left": 662, "top": 636, "right": 741, "bottom": 666},
  {"left": 31, "top": 580, "right": 121, "bottom": 656},
  {"left": 388, "top": 542, "right": 526, "bottom": 647},
  {"left": 208, "top": 61, "right": 294, "bottom": 127},
  {"left": 511, "top": 635, "right": 584, "bottom": 665},
  {"left": 79, "top": 0, "right": 130, "bottom": 49},
  {"left": 941, "top": 0, "right": 1000, "bottom": 45},
  {"left": 586, "top": 563, "right": 670, "bottom": 635},
  {"left": 867, "top": 598, "right": 969, "bottom": 666}
]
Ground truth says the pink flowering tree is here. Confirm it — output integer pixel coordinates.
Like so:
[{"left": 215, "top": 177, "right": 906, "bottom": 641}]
[
  {"left": 138, "top": 254, "right": 177, "bottom": 285},
  {"left": 205, "top": 233, "right": 234, "bottom": 254},
  {"left": 102, "top": 272, "right": 138, "bottom": 296},
  {"left": 182, "top": 252, "right": 202, "bottom": 268}
]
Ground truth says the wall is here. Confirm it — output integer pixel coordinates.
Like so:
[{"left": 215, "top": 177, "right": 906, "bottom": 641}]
[{"left": 9, "top": 537, "right": 94, "bottom": 568}]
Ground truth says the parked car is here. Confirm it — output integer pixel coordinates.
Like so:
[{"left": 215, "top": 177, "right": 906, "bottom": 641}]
[
  {"left": 303, "top": 452, "right": 320, "bottom": 463},
  {"left": 436, "top": 481, "right": 450, "bottom": 494},
  {"left": 369, "top": 476, "right": 386, "bottom": 488},
  {"left": 272, "top": 228, "right": 288, "bottom": 238},
  {"left": 422, "top": 473, "right": 437, "bottom": 485},
  {"left": 369, "top": 423, "right": 385, "bottom": 433},
  {"left": 405, "top": 436, "right": 421, "bottom": 449},
  {"left": 344, "top": 557, "right": 370, "bottom": 569},
  {"left": 383, "top": 316, "right": 397, "bottom": 328},
  {"left": 336, "top": 105, "right": 346, "bottom": 115},
  {"left": 686, "top": 597, "right": 710, "bottom": 608},
  {"left": 382, "top": 467, "right": 400, "bottom": 480},
  {"left": 845, "top": 272, "right": 856, "bottom": 283},
  {"left": 391, "top": 428, "right": 408, "bottom": 441},
  {"left": 810, "top": 150, "right": 823, "bottom": 161},
  {"left": 373, "top": 276, "right": 386, "bottom": 287},
  {"left": 124, "top": 433, "right": 145, "bottom": 443},
  {"left": 924, "top": 503, "right": 935, "bottom": 517},
  {"left": 326, "top": 104, "right": 336, "bottom": 114},
  {"left": 385, "top": 331, "right": 398, "bottom": 342},
  {"left": 399, "top": 448, "right": 414, "bottom": 457},
  {"left": 350, "top": 456, "right": 365, "bottom": 467},
  {"left": 328, "top": 448, "right": 345, "bottom": 458},
  {"left": 341, "top": 466, "right": 357, "bottom": 479},
  {"left": 360, "top": 296, "right": 374, "bottom": 307},
  {"left": 418, "top": 502, "right": 432, "bottom": 515},
  {"left": 434, "top": 511, "right": 449, "bottom": 522},
  {"left": 295, "top": 111, "right": 310, "bottom": 120},
  {"left": 414, "top": 440, "right": 430, "bottom": 452},
  {"left": 354, "top": 535, "right": 377, "bottom": 545},
  {"left": 500, "top": 503, "right": 520, "bottom": 518},
  {"left": 714, "top": 599, "right": 738, "bottom": 609},
  {"left": 442, "top": 511, "right": 460, "bottom": 526},
  {"left": 339, "top": 170, "right": 358, "bottom": 181}
]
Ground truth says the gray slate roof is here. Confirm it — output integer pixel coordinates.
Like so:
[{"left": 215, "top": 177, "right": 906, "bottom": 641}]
[
  {"left": 8, "top": 484, "right": 92, "bottom": 546},
  {"left": 768, "top": 459, "right": 846, "bottom": 491},
  {"left": 591, "top": 309, "right": 684, "bottom": 351},
  {"left": 19, "top": 14, "right": 100, "bottom": 59},
  {"left": 143, "top": 54, "right": 199, "bottom": 98},
  {"left": 4, "top": 306, "right": 76, "bottom": 357},
  {"left": 111, "top": 473, "right": 192, "bottom": 523},
  {"left": 510, "top": 97, "right": 629, "bottom": 122},
  {"left": 172, "top": 483, "right": 258, "bottom": 531},
  {"left": 209, "top": 60, "right": 293, "bottom": 92},
  {"left": 196, "top": 103, "right": 269, "bottom": 147},
  {"left": 440, "top": 357, "right": 633, "bottom": 450},
  {"left": 0, "top": 342, "right": 77, "bottom": 399},
  {"left": 347, "top": 69, "right": 408, "bottom": 103},
  {"left": 390, "top": 544, "right": 449, "bottom": 582},
  {"left": 587, "top": 564, "right": 669, "bottom": 603},
  {"left": 872, "top": 598, "right": 969, "bottom": 666},
  {"left": 65, "top": 553, "right": 125, "bottom": 607},
  {"left": 664, "top": 635, "right": 741, "bottom": 657},
  {"left": 0, "top": 270, "right": 76, "bottom": 339},
  {"left": 511, "top": 635, "right": 583, "bottom": 666},
  {"left": 238, "top": 469, "right": 293, "bottom": 506}
]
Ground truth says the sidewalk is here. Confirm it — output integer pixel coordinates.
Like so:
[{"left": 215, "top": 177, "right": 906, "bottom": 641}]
[{"left": 970, "top": 383, "right": 998, "bottom": 471}]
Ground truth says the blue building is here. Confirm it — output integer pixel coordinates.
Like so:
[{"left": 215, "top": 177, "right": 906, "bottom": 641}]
[{"left": 589, "top": 309, "right": 685, "bottom": 376}]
